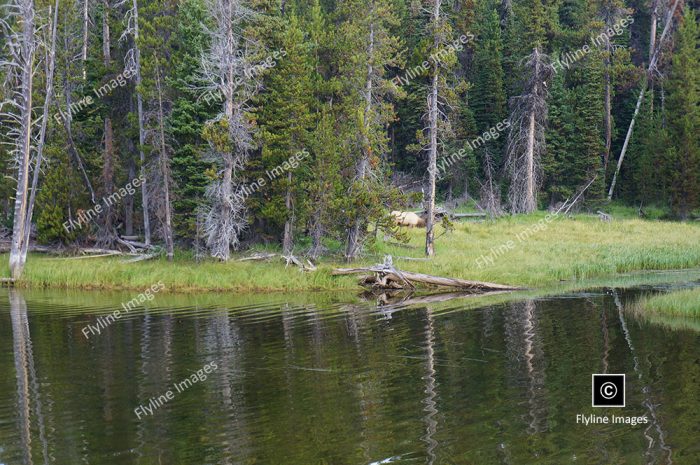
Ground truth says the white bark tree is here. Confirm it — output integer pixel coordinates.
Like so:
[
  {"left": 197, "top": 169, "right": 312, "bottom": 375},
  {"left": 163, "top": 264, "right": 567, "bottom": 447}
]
[
  {"left": 425, "top": 0, "right": 442, "bottom": 257},
  {"left": 199, "top": 0, "right": 258, "bottom": 260},
  {"left": 1, "top": 0, "right": 38, "bottom": 278}
]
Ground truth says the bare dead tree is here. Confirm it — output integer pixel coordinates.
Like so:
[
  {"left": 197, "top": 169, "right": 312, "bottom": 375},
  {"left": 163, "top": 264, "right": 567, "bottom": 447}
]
[
  {"left": 199, "top": 0, "right": 258, "bottom": 260},
  {"left": 119, "top": 0, "right": 151, "bottom": 245},
  {"left": 505, "top": 47, "right": 553, "bottom": 214},
  {"left": 1, "top": 0, "right": 39, "bottom": 278},
  {"left": 21, "top": 0, "right": 60, "bottom": 262},
  {"left": 413, "top": 0, "right": 458, "bottom": 257},
  {"left": 607, "top": 0, "right": 682, "bottom": 200},
  {"left": 424, "top": 0, "right": 441, "bottom": 257}
]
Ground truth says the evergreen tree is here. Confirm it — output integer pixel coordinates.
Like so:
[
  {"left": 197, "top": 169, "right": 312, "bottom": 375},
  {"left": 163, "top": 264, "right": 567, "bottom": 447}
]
[
  {"left": 256, "top": 14, "right": 315, "bottom": 254},
  {"left": 664, "top": 8, "right": 700, "bottom": 219}
]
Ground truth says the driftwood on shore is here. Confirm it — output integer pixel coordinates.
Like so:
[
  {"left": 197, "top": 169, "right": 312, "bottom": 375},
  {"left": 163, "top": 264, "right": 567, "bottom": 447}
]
[{"left": 333, "top": 256, "right": 521, "bottom": 292}]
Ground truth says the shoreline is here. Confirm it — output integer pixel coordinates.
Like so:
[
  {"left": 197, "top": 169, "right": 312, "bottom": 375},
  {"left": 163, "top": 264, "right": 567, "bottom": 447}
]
[{"left": 3, "top": 214, "right": 700, "bottom": 294}]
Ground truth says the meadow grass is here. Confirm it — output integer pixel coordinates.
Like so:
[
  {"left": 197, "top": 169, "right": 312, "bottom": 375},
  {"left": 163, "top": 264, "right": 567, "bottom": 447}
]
[
  {"left": 637, "top": 288, "right": 700, "bottom": 318},
  {"left": 1, "top": 211, "right": 699, "bottom": 293}
]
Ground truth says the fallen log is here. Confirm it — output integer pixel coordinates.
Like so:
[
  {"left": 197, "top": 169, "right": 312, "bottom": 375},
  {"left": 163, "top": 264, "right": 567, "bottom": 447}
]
[
  {"left": 122, "top": 253, "right": 159, "bottom": 263},
  {"left": 238, "top": 252, "right": 277, "bottom": 261},
  {"left": 333, "top": 256, "right": 521, "bottom": 291},
  {"left": 0, "top": 242, "right": 56, "bottom": 254},
  {"left": 452, "top": 212, "right": 487, "bottom": 219}
]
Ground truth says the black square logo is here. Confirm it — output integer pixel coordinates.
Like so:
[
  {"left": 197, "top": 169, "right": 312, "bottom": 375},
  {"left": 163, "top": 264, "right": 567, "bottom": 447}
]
[{"left": 592, "top": 374, "right": 625, "bottom": 407}]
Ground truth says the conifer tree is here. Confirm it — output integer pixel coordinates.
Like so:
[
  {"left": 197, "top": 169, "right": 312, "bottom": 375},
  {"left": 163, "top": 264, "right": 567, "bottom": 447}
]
[
  {"left": 257, "top": 14, "right": 315, "bottom": 254},
  {"left": 664, "top": 8, "right": 700, "bottom": 219}
]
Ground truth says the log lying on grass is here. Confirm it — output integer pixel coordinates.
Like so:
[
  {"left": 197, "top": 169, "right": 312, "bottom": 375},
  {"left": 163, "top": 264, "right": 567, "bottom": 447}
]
[{"left": 333, "top": 256, "right": 522, "bottom": 291}]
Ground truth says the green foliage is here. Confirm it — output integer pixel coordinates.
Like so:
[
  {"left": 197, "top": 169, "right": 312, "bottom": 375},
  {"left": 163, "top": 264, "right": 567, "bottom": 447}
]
[
  {"left": 35, "top": 148, "right": 81, "bottom": 244},
  {"left": 663, "top": 8, "right": 700, "bottom": 219},
  {"left": 254, "top": 14, "right": 315, "bottom": 242}
]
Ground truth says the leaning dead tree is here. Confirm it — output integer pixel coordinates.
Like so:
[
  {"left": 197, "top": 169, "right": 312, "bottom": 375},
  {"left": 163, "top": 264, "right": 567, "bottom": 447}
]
[
  {"left": 505, "top": 47, "right": 552, "bottom": 214},
  {"left": 1, "top": 0, "right": 38, "bottom": 278},
  {"left": 607, "top": 0, "right": 682, "bottom": 200},
  {"left": 119, "top": 0, "right": 152, "bottom": 245},
  {"left": 199, "top": 0, "right": 258, "bottom": 260}
]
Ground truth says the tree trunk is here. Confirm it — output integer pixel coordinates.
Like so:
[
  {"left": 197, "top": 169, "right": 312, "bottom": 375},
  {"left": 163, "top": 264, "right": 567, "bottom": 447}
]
[
  {"left": 21, "top": 0, "right": 59, "bottom": 261},
  {"left": 124, "top": 160, "right": 135, "bottom": 236},
  {"left": 525, "top": 111, "right": 536, "bottom": 210},
  {"left": 282, "top": 171, "right": 294, "bottom": 255},
  {"left": 131, "top": 0, "right": 151, "bottom": 245},
  {"left": 155, "top": 67, "right": 174, "bottom": 260},
  {"left": 309, "top": 208, "right": 323, "bottom": 260},
  {"left": 648, "top": 0, "right": 658, "bottom": 112},
  {"left": 608, "top": 82, "right": 645, "bottom": 200},
  {"left": 603, "top": 37, "right": 612, "bottom": 170},
  {"left": 9, "top": 0, "right": 35, "bottom": 279},
  {"left": 425, "top": 0, "right": 441, "bottom": 257},
  {"left": 82, "top": 0, "right": 89, "bottom": 79}
]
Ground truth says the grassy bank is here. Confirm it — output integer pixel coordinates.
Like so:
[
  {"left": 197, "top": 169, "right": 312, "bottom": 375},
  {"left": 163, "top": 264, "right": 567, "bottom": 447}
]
[
  {"left": 2, "top": 212, "right": 700, "bottom": 292},
  {"left": 637, "top": 288, "right": 700, "bottom": 317}
]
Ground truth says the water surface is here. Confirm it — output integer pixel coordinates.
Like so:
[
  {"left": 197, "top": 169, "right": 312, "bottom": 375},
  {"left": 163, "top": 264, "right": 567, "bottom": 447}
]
[{"left": 1, "top": 279, "right": 698, "bottom": 465}]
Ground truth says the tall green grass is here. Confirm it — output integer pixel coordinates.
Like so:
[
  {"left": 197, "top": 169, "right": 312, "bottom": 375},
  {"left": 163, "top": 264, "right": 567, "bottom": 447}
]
[
  {"left": 637, "top": 288, "right": 700, "bottom": 318},
  {"left": 1, "top": 213, "right": 699, "bottom": 292}
]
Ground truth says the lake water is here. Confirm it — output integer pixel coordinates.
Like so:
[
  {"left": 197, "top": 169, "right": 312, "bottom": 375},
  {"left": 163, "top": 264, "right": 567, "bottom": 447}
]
[{"left": 1, "top": 276, "right": 699, "bottom": 465}]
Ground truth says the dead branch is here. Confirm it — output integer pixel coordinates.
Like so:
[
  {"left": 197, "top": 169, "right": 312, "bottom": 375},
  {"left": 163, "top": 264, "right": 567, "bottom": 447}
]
[{"left": 333, "top": 255, "right": 521, "bottom": 291}]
